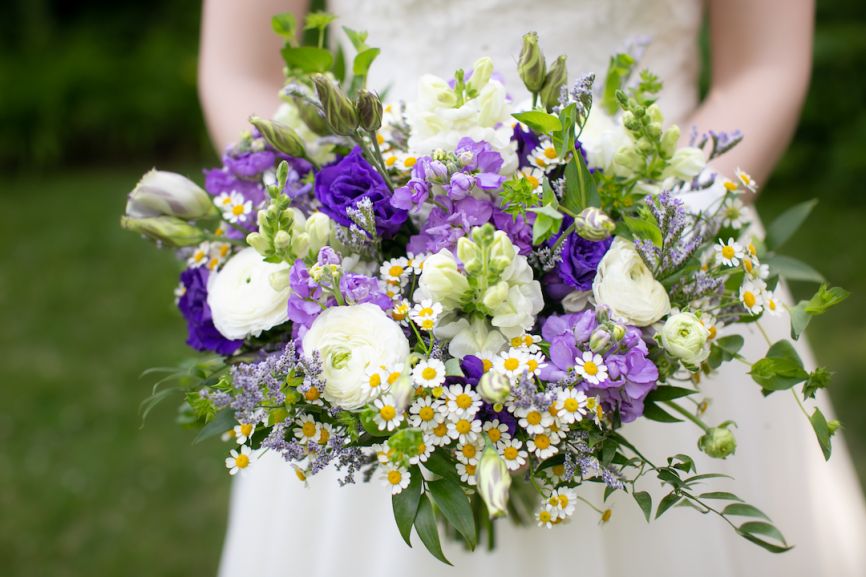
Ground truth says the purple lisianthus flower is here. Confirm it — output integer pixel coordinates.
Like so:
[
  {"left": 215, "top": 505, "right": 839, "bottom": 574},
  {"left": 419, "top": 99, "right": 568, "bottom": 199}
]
[
  {"left": 407, "top": 196, "right": 493, "bottom": 254},
  {"left": 286, "top": 260, "right": 323, "bottom": 328},
  {"left": 556, "top": 229, "right": 612, "bottom": 291},
  {"left": 315, "top": 147, "right": 408, "bottom": 238},
  {"left": 491, "top": 208, "right": 535, "bottom": 255},
  {"left": 339, "top": 273, "right": 391, "bottom": 311},
  {"left": 177, "top": 267, "right": 242, "bottom": 355},
  {"left": 512, "top": 123, "right": 541, "bottom": 169}
]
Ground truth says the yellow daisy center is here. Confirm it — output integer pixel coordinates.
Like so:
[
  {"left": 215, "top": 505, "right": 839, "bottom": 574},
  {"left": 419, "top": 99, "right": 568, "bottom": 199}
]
[
  {"left": 526, "top": 174, "right": 540, "bottom": 189},
  {"left": 388, "top": 265, "right": 404, "bottom": 277},
  {"left": 527, "top": 359, "right": 539, "bottom": 372},
  {"left": 295, "top": 468, "right": 306, "bottom": 481},
  {"left": 721, "top": 245, "right": 735, "bottom": 260},
  {"left": 487, "top": 428, "right": 502, "bottom": 443},
  {"left": 723, "top": 180, "right": 737, "bottom": 191},
  {"left": 404, "top": 156, "right": 417, "bottom": 168},
  {"left": 385, "top": 156, "right": 397, "bottom": 167},
  {"left": 539, "top": 510, "right": 552, "bottom": 523},
  {"left": 379, "top": 405, "right": 397, "bottom": 421},
  {"left": 769, "top": 299, "right": 777, "bottom": 311},
  {"left": 422, "top": 367, "right": 438, "bottom": 381},
  {"left": 504, "top": 357, "right": 520, "bottom": 372},
  {"left": 418, "top": 406, "right": 435, "bottom": 421},
  {"left": 239, "top": 423, "right": 253, "bottom": 437},
  {"left": 387, "top": 470, "right": 403, "bottom": 485},
  {"left": 583, "top": 360, "right": 599, "bottom": 376},
  {"left": 455, "top": 393, "right": 473, "bottom": 410},
  {"left": 743, "top": 291, "right": 756, "bottom": 308},
  {"left": 464, "top": 464, "right": 476, "bottom": 476},
  {"left": 482, "top": 359, "right": 493, "bottom": 373},
  {"left": 552, "top": 464, "right": 565, "bottom": 477},
  {"left": 419, "top": 306, "right": 434, "bottom": 317},
  {"left": 455, "top": 419, "right": 471, "bottom": 434},
  {"left": 302, "top": 422, "right": 317, "bottom": 437},
  {"left": 558, "top": 495, "right": 570, "bottom": 508},
  {"left": 318, "top": 427, "right": 330, "bottom": 445},
  {"left": 743, "top": 258, "right": 753, "bottom": 273},
  {"left": 433, "top": 423, "right": 448, "bottom": 437},
  {"left": 503, "top": 446, "right": 518, "bottom": 460},
  {"left": 601, "top": 509, "right": 613, "bottom": 523},
  {"left": 376, "top": 133, "right": 385, "bottom": 145},
  {"left": 543, "top": 147, "right": 557, "bottom": 159},
  {"left": 305, "top": 386, "right": 320, "bottom": 401},
  {"left": 526, "top": 411, "right": 542, "bottom": 426},
  {"left": 563, "top": 398, "right": 579, "bottom": 412},
  {"left": 461, "top": 444, "right": 477, "bottom": 459},
  {"left": 533, "top": 434, "right": 551, "bottom": 450},
  {"left": 421, "top": 319, "right": 435, "bottom": 330},
  {"left": 387, "top": 371, "right": 401, "bottom": 385},
  {"left": 234, "top": 454, "right": 250, "bottom": 469},
  {"left": 231, "top": 204, "right": 245, "bottom": 216},
  {"left": 368, "top": 373, "right": 382, "bottom": 388}
]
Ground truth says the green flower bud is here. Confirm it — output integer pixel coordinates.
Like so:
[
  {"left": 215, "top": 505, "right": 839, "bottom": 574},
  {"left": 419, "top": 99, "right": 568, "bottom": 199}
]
[
  {"left": 477, "top": 371, "right": 511, "bottom": 404},
  {"left": 489, "top": 231, "right": 516, "bottom": 272},
  {"left": 612, "top": 324, "right": 626, "bottom": 341},
  {"left": 476, "top": 445, "right": 511, "bottom": 519},
  {"left": 828, "top": 420, "right": 841, "bottom": 435},
  {"left": 249, "top": 115, "right": 307, "bottom": 158},
  {"left": 457, "top": 237, "right": 482, "bottom": 274},
  {"left": 540, "top": 55, "right": 568, "bottom": 111},
  {"left": 273, "top": 229, "right": 292, "bottom": 250},
  {"left": 698, "top": 426, "right": 737, "bottom": 459},
  {"left": 589, "top": 327, "right": 613, "bottom": 354},
  {"left": 467, "top": 57, "right": 494, "bottom": 94},
  {"left": 126, "top": 169, "right": 218, "bottom": 220},
  {"left": 355, "top": 89, "right": 383, "bottom": 133},
  {"left": 305, "top": 212, "right": 332, "bottom": 255},
  {"left": 574, "top": 207, "right": 616, "bottom": 241},
  {"left": 290, "top": 95, "right": 329, "bottom": 135},
  {"left": 471, "top": 223, "right": 496, "bottom": 247},
  {"left": 659, "top": 127, "right": 680, "bottom": 158},
  {"left": 311, "top": 74, "right": 358, "bottom": 136},
  {"left": 518, "top": 32, "right": 547, "bottom": 94},
  {"left": 120, "top": 215, "right": 206, "bottom": 247}
]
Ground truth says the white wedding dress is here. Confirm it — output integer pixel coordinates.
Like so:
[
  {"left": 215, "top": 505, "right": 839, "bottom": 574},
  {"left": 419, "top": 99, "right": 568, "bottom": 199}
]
[{"left": 218, "top": 1, "right": 866, "bottom": 575}]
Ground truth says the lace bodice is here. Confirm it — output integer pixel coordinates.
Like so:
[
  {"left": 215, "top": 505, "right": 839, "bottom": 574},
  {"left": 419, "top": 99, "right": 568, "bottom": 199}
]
[{"left": 328, "top": 0, "right": 704, "bottom": 123}]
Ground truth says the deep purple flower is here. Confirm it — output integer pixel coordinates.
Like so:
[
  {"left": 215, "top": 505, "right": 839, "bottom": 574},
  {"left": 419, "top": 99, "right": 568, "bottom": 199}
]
[
  {"left": 223, "top": 149, "right": 278, "bottom": 178},
  {"left": 512, "top": 123, "right": 541, "bottom": 169},
  {"left": 339, "top": 273, "right": 391, "bottom": 310},
  {"left": 177, "top": 267, "right": 242, "bottom": 355},
  {"left": 315, "top": 147, "right": 408, "bottom": 238},
  {"left": 557, "top": 231, "right": 612, "bottom": 291}
]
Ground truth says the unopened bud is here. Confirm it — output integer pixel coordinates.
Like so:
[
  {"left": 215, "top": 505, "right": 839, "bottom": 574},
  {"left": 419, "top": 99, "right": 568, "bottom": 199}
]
[
  {"left": 467, "top": 57, "right": 494, "bottom": 93},
  {"left": 311, "top": 74, "right": 358, "bottom": 136},
  {"left": 457, "top": 237, "right": 482, "bottom": 274},
  {"left": 540, "top": 55, "right": 568, "bottom": 111},
  {"left": 273, "top": 229, "right": 292, "bottom": 250},
  {"left": 698, "top": 426, "right": 737, "bottom": 459},
  {"left": 574, "top": 207, "right": 616, "bottom": 241},
  {"left": 476, "top": 445, "right": 511, "bottom": 519},
  {"left": 518, "top": 32, "right": 547, "bottom": 94},
  {"left": 477, "top": 371, "right": 510, "bottom": 404},
  {"left": 355, "top": 89, "right": 383, "bottom": 132},
  {"left": 249, "top": 116, "right": 306, "bottom": 158},
  {"left": 126, "top": 170, "right": 218, "bottom": 220},
  {"left": 246, "top": 231, "right": 271, "bottom": 255},
  {"left": 589, "top": 328, "right": 612, "bottom": 354},
  {"left": 120, "top": 216, "right": 206, "bottom": 247}
]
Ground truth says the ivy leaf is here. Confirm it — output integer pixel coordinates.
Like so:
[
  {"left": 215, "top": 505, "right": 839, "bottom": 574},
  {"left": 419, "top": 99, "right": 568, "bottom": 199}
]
[
  {"left": 392, "top": 467, "right": 422, "bottom": 546},
  {"left": 427, "top": 478, "right": 477, "bottom": 550},
  {"left": 810, "top": 407, "right": 833, "bottom": 460},
  {"left": 511, "top": 110, "right": 562, "bottom": 134},
  {"left": 414, "top": 495, "right": 451, "bottom": 565},
  {"left": 749, "top": 340, "right": 808, "bottom": 392},
  {"left": 765, "top": 199, "right": 817, "bottom": 250}
]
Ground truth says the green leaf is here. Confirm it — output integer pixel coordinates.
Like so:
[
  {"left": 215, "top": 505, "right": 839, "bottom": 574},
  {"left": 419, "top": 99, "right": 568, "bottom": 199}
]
[
  {"left": 353, "top": 47, "right": 380, "bottom": 77},
  {"left": 715, "top": 335, "right": 745, "bottom": 357},
  {"left": 392, "top": 467, "right": 423, "bottom": 546},
  {"left": 633, "top": 491, "right": 652, "bottom": 522},
  {"left": 554, "top": 103, "right": 578, "bottom": 158},
  {"left": 601, "top": 53, "right": 636, "bottom": 115},
  {"left": 192, "top": 408, "right": 235, "bottom": 444},
  {"left": 789, "top": 302, "right": 811, "bottom": 340},
  {"left": 139, "top": 386, "right": 180, "bottom": 424},
  {"left": 762, "top": 254, "right": 825, "bottom": 284},
  {"left": 722, "top": 503, "right": 770, "bottom": 520},
  {"left": 414, "top": 495, "right": 451, "bottom": 565},
  {"left": 810, "top": 407, "right": 832, "bottom": 460},
  {"left": 423, "top": 451, "right": 461, "bottom": 483},
  {"left": 738, "top": 531, "right": 792, "bottom": 553},
  {"left": 271, "top": 12, "right": 297, "bottom": 40},
  {"left": 623, "top": 215, "right": 663, "bottom": 247},
  {"left": 561, "top": 152, "right": 598, "bottom": 213},
  {"left": 699, "top": 491, "right": 743, "bottom": 501},
  {"left": 749, "top": 340, "right": 809, "bottom": 392},
  {"left": 280, "top": 46, "right": 334, "bottom": 73},
  {"left": 737, "top": 521, "right": 789, "bottom": 551},
  {"left": 641, "top": 402, "right": 682, "bottom": 423},
  {"left": 657, "top": 468, "right": 684, "bottom": 489},
  {"left": 332, "top": 45, "right": 347, "bottom": 83},
  {"left": 645, "top": 386, "right": 698, "bottom": 402},
  {"left": 765, "top": 199, "right": 817, "bottom": 250},
  {"left": 527, "top": 204, "right": 564, "bottom": 221},
  {"left": 655, "top": 492, "right": 681, "bottom": 519},
  {"left": 342, "top": 27, "right": 369, "bottom": 51},
  {"left": 803, "top": 367, "right": 832, "bottom": 400},
  {"left": 427, "top": 478, "right": 477, "bottom": 550},
  {"left": 358, "top": 409, "right": 391, "bottom": 437},
  {"left": 511, "top": 110, "right": 562, "bottom": 134},
  {"left": 804, "top": 284, "right": 850, "bottom": 315}
]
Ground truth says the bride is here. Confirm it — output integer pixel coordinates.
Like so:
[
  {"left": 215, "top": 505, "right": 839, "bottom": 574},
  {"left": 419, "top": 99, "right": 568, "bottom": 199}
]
[{"left": 199, "top": 0, "right": 866, "bottom": 575}]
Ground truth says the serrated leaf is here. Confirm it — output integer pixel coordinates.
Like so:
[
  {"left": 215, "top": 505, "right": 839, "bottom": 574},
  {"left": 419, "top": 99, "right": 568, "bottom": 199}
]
[
  {"left": 810, "top": 407, "right": 832, "bottom": 460},
  {"left": 804, "top": 285, "right": 850, "bottom": 315},
  {"left": 280, "top": 46, "right": 334, "bottom": 74},
  {"left": 765, "top": 199, "right": 817, "bottom": 250},
  {"left": 342, "top": 27, "right": 369, "bottom": 51},
  {"left": 633, "top": 491, "right": 652, "bottom": 522},
  {"left": 511, "top": 110, "right": 562, "bottom": 134},
  {"left": 414, "top": 495, "right": 451, "bottom": 565},
  {"left": 271, "top": 12, "right": 297, "bottom": 40},
  {"left": 655, "top": 492, "right": 681, "bottom": 519},
  {"left": 722, "top": 503, "right": 770, "bottom": 520},
  {"left": 392, "top": 467, "right": 422, "bottom": 546},
  {"left": 427, "top": 479, "right": 477, "bottom": 550}
]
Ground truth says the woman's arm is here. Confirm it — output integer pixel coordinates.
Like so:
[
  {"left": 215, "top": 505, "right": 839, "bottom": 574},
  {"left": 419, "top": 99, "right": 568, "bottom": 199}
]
[
  {"left": 199, "top": 0, "right": 309, "bottom": 153},
  {"left": 687, "top": 0, "right": 814, "bottom": 191}
]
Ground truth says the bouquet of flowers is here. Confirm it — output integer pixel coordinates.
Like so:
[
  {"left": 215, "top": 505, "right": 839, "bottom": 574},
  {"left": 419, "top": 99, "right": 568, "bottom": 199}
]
[{"left": 123, "top": 12, "right": 848, "bottom": 562}]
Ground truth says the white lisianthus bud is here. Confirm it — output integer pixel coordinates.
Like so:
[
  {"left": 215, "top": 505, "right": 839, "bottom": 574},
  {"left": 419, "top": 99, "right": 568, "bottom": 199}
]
[
  {"left": 660, "top": 312, "right": 710, "bottom": 365},
  {"left": 476, "top": 445, "right": 511, "bottom": 519},
  {"left": 417, "top": 250, "right": 470, "bottom": 308},
  {"left": 120, "top": 215, "right": 206, "bottom": 247},
  {"left": 482, "top": 281, "right": 510, "bottom": 310},
  {"left": 561, "top": 290, "right": 591, "bottom": 312},
  {"left": 302, "top": 304, "right": 410, "bottom": 410},
  {"left": 574, "top": 207, "right": 616, "bottom": 241},
  {"left": 488, "top": 231, "right": 516, "bottom": 272},
  {"left": 592, "top": 238, "right": 670, "bottom": 327},
  {"left": 467, "top": 57, "right": 494, "bottom": 93},
  {"left": 305, "top": 212, "right": 332, "bottom": 255},
  {"left": 207, "top": 248, "right": 292, "bottom": 339},
  {"left": 664, "top": 146, "right": 706, "bottom": 181},
  {"left": 478, "top": 371, "right": 510, "bottom": 404},
  {"left": 456, "top": 237, "right": 482, "bottom": 274},
  {"left": 126, "top": 169, "right": 218, "bottom": 220}
]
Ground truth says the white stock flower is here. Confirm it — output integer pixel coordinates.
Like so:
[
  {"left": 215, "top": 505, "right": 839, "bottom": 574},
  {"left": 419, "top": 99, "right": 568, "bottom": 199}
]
[
  {"left": 592, "top": 237, "right": 670, "bottom": 327},
  {"left": 664, "top": 146, "right": 706, "bottom": 181},
  {"left": 660, "top": 312, "right": 711, "bottom": 365},
  {"left": 208, "top": 247, "right": 292, "bottom": 339},
  {"left": 437, "top": 315, "right": 507, "bottom": 359},
  {"left": 302, "top": 303, "right": 410, "bottom": 410},
  {"left": 578, "top": 108, "right": 631, "bottom": 171},
  {"left": 489, "top": 254, "right": 544, "bottom": 338}
]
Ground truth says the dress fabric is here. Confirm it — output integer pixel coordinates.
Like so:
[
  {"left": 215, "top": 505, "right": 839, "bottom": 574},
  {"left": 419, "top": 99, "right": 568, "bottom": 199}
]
[{"left": 218, "top": 1, "right": 866, "bottom": 575}]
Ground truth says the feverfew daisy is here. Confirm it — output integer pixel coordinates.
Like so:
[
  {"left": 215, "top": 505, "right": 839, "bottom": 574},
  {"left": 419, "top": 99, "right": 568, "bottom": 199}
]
[
  {"left": 721, "top": 197, "right": 747, "bottom": 229},
  {"left": 294, "top": 414, "right": 321, "bottom": 442},
  {"left": 585, "top": 396, "right": 605, "bottom": 426},
  {"left": 763, "top": 290, "right": 783, "bottom": 317},
  {"left": 373, "top": 396, "right": 403, "bottom": 432},
  {"left": 482, "top": 419, "right": 511, "bottom": 449},
  {"left": 382, "top": 464, "right": 411, "bottom": 495},
  {"left": 523, "top": 351, "right": 547, "bottom": 377},
  {"left": 455, "top": 440, "right": 482, "bottom": 465},
  {"left": 510, "top": 333, "right": 542, "bottom": 353},
  {"left": 380, "top": 257, "right": 410, "bottom": 286},
  {"left": 494, "top": 348, "right": 530, "bottom": 380},
  {"left": 740, "top": 281, "right": 765, "bottom": 315},
  {"left": 536, "top": 504, "right": 557, "bottom": 528},
  {"left": 394, "top": 152, "right": 419, "bottom": 172},
  {"left": 736, "top": 167, "right": 758, "bottom": 193},
  {"left": 547, "top": 487, "right": 577, "bottom": 519},
  {"left": 529, "top": 139, "right": 562, "bottom": 171},
  {"left": 428, "top": 421, "right": 452, "bottom": 447},
  {"left": 574, "top": 351, "right": 609, "bottom": 385},
  {"left": 233, "top": 422, "right": 256, "bottom": 444},
  {"left": 301, "top": 384, "right": 325, "bottom": 406},
  {"left": 476, "top": 351, "right": 497, "bottom": 374},
  {"left": 444, "top": 384, "right": 482, "bottom": 418},
  {"left": 364, "top": 365, "right": 389, "bottom": 399},
  {"left": 225, "top": 445, "right": 253, "bottom": 475},
  {"left": 216, "top": 191, "right": 252, "bottom": 224},
  {"left": 370, "top": 442, "right": 394, "bottom": 465},
  {"left": 410, "top": 299, "right": 443, "bottom": 331},
  {"left": 527, "top": 431, "right": 560, "bottom": 459},
  {"left": 405, "top": 252, "right": 428, "bottom": 273},
  {"left": 722, "top": 178, "right": 740, "bottom": 194},
  {"left": 390, "top": 299, "right": 411, "bottom": 324},
  {"left": 408, "top": 396, "right": 444, "bottom": 432},
  {"left": 500, "top": 439, "right": 528, "bottom": 471},
  {"left": 556, "top": 388, "right": 588, "bottom": 425},
  {"left": 448, "top": 416, "right": 482, "bottom": 444},
  {"left": 316, "top": 422, "right": 334, "bottom": 446},
  {"left": 456, "top": 462, "right": 478, "bottom": 485},
  {"left": 716, "top": 238, "right": 745, "bottom": 267},
  {"left": 515, "top": 405, "right": 554, "bottom": 435},
  {"left": 413, "top": 359, "right": 447, "bottom": 389},
  {"left": 518, "top": 166, "right": 544, "bottom": 194},
  {"left": 187, "top": 242, "right": 210, "bottom": 268},
  {"left": 409, "top": 439, "right": 433, "bottom": 465}
]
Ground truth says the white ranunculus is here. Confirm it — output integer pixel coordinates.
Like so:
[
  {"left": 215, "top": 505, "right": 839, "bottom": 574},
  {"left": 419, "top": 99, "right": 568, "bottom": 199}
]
[
  {"left": 407, "top": 76, "right": 517, "bottom": 173},
  {"left": 489, "top": 254, "right": 543, "bottom": 338},
  {"left": 579, "top": 108, "right": 631, "bottom": 172},
  {"left": 208, "top": 248, "right": 292, "bottom": 339},
  {"left": 302, "top": 304, "right": 410, "bottom": 410},
  {"left": 416, "top": 250, "right": 470, "bottom": 308},
  {"left": 661, "top": 312, "right": 710, "bottom": 365},
  {"left": 593, "top": 237, "right": 670, "bottom": 327}
]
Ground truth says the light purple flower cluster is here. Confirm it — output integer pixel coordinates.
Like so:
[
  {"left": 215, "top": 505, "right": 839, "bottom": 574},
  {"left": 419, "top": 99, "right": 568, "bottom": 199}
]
[
  {"left": 634, "top": 191, "right": 702, "bottom": 277},
  {"left": 227, "top": 342, "right": 298, "bottom": 422},
  {"left": 540, "top": 310, "right": 658, "bottom": 422}
]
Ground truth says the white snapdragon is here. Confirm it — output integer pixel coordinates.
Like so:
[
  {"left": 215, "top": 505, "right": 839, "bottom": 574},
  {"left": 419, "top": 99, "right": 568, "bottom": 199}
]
[
  {"left": 302, "top": 304, "right": 411, "bottom": 410},
  {"left": 592, "top": 237, "right": 670, "bottom": 326},
  {"left": 207, "top": 248, "right": 292, "bottom": 340}
]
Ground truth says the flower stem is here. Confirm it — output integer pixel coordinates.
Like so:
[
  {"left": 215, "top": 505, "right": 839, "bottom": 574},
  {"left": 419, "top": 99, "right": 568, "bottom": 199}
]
[{"left": 662, "top": 400, "right": 710, "bottom": 432}]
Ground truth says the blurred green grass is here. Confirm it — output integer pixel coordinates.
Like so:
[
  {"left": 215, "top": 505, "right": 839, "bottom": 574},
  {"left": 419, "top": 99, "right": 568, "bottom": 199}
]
[{"left": 0, "top": 166, "right": 864, "bottom": 577}]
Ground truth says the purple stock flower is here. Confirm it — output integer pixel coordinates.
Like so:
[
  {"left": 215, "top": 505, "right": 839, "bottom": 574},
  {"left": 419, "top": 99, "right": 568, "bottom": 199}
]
[
  {"left": 491, "top": 208, "right": 535, "bottom": 255},
  {"left": 315, "top": 147, "right": 408, "bottom": 238},
  {"left": 286, "top": 260, "right": 323, "bottom": 328},
  {"left": 317, "top": 246, "right": 341, "bottom": 266},
  {"left": 177, "top": 267, "right": 242, "bottom": 355},
  {"left": 407, "top": 196, "right": 493, "bottom": 254},
  {"left": 556, "top": 227, "right": 612, "bottom": 291},
  {"left": 391, "top": 178, "right": 430, "bottom": 211},
  {"left": 339, "top": 273, "right": 391, "bottom": 310},
  {"left": 454, "top": 138, "right": 504, "bottom": 191}
]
